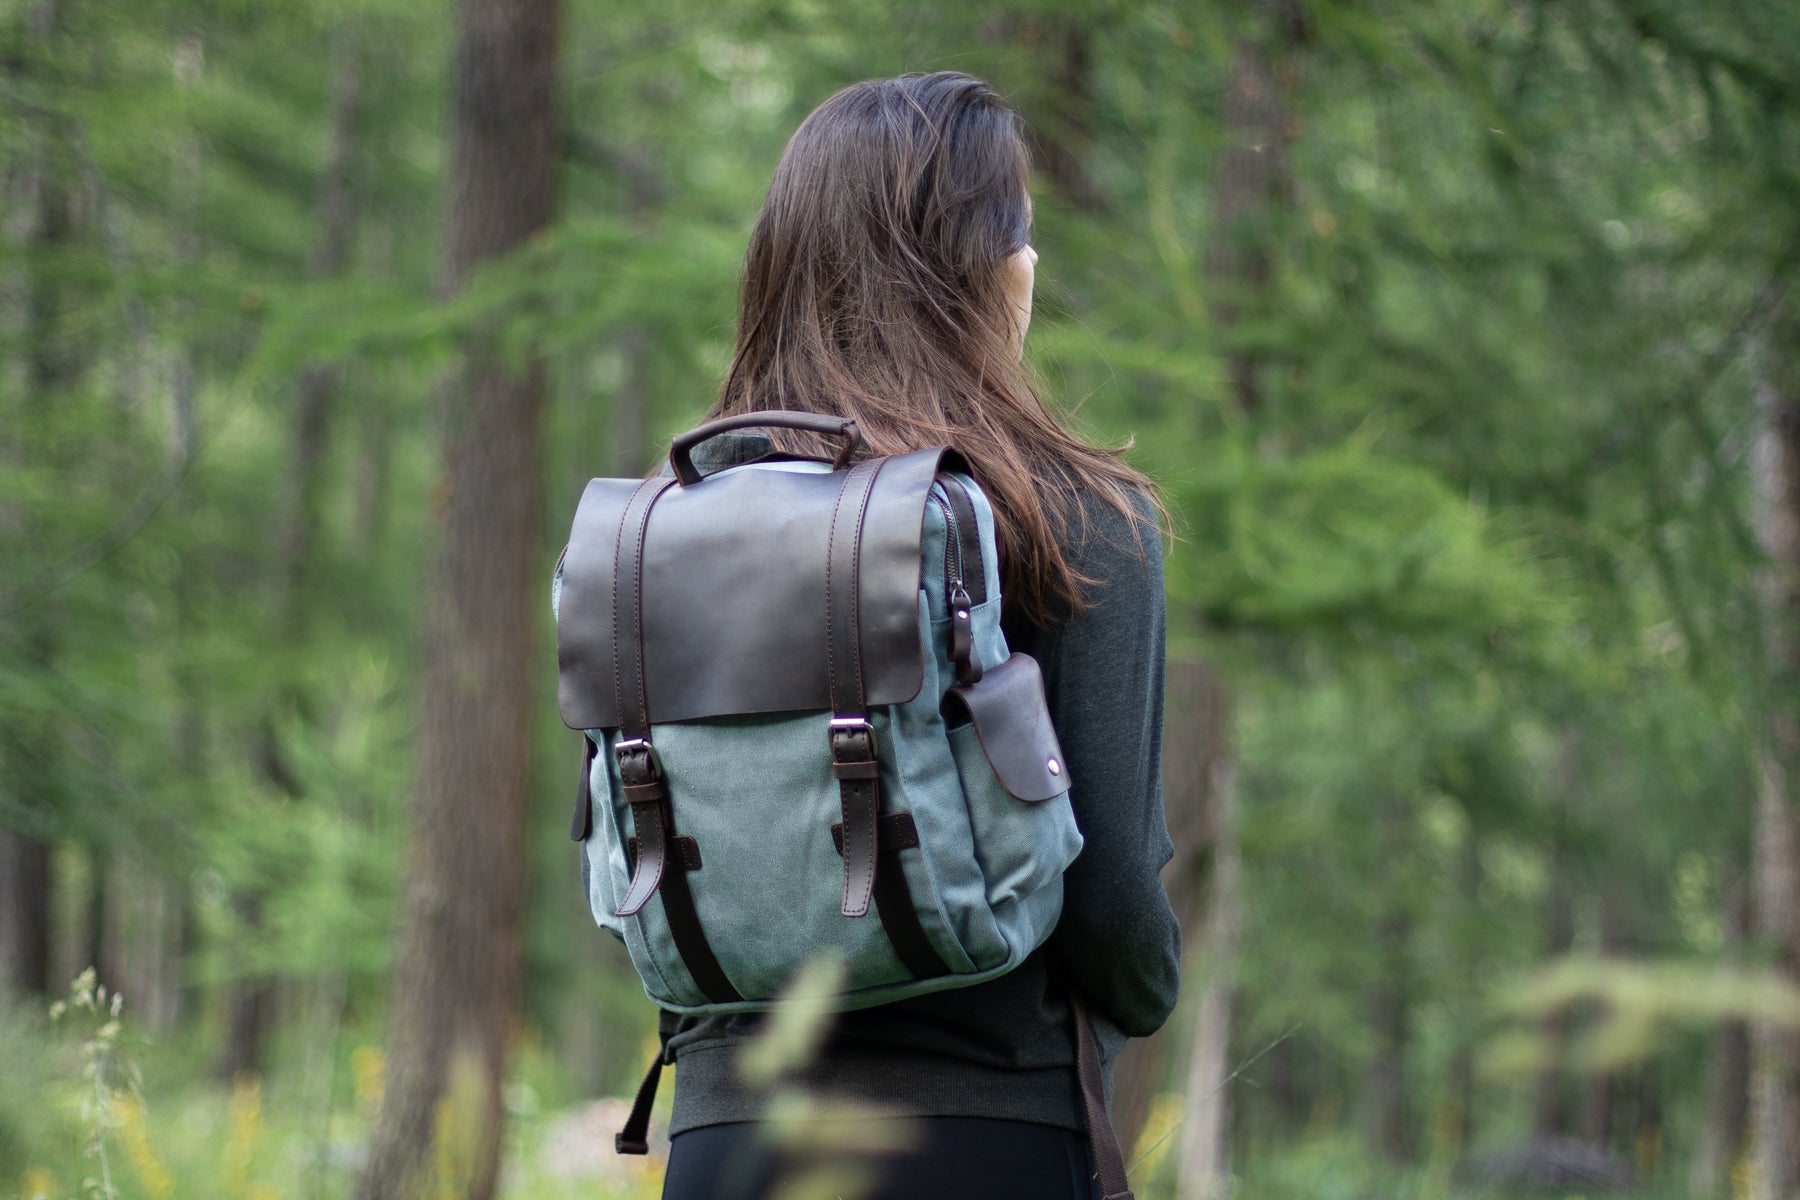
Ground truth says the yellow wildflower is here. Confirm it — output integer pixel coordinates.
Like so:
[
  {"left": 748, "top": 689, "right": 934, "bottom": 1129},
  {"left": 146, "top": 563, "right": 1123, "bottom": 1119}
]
[
  {"left": 114, "top": 1093, "right": 176, "bottom": 1200},
  {"left": 221, "top": 1073, "right": 263, "bottom": 1199}
]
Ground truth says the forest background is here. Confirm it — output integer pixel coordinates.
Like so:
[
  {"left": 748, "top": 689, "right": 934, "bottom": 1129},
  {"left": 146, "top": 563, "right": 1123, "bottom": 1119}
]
[{"left": 3, "top": 0, "right": 1800, "bottom": 1198}]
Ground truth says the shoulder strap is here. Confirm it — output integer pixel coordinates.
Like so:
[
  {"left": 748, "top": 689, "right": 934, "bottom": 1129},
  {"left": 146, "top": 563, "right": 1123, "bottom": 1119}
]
[
  {"left": 614, "top": 1009, "right": 685, "bottom": 1155},
  {"left": 1072, "top": 998, "right": 1136, "bottom": 1200}
]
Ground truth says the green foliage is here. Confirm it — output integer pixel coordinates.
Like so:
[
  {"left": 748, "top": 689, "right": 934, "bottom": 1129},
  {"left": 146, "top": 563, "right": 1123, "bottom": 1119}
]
[
  {"left": 1488, "top": 957, "right": 1800, "bottom": 1077},
  {"left": 3, "top": 0, "right": 1799, "bottom": 1191}
]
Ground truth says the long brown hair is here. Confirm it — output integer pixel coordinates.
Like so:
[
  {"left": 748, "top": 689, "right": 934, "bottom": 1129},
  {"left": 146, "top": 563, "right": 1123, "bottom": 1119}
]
[{"left": 712, "top": 71, "right": 1163, "bottom": 622}]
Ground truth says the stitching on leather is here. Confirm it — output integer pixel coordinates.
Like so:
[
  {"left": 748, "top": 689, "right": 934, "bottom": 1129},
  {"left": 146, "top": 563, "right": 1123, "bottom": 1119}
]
[
  {"left": 846, "top": 463, "right": 881, "bottom": 908},
  {"left": 846, "top": 460, "right": 880, "bottom": 709},
  {"left": 609, "top": 481, "right": 649, "bottom": 733},
  {"left": 824, "top": 469, "right": 856, "bottom": 713},
  {"left": 621, "top": 799, "right": 661, "bottom": 913},
  {"left": 840, "top": 786, "right": 855, "bottom": 909},
  {"left": 630, "top": 482, "right": 666, "bottom": 729}
]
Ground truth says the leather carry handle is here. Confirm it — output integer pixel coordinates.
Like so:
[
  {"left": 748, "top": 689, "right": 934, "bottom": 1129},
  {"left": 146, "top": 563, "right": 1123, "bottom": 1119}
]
[{"left": 669, "top": 411, "right": 863, "bottom": 485}]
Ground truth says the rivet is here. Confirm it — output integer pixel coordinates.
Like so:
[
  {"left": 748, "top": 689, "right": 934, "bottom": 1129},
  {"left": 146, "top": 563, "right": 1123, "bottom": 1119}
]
[
  {"left": 956, "top": 610, "right": 969, "bottom": 620},
  {"left": 1047, "top": 757, "right": 1061, "bottom": 776}
]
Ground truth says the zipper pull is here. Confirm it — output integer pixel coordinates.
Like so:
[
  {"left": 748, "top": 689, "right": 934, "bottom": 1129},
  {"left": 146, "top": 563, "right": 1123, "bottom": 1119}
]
[{"left": 949, "top": 584, "right": 982, "bottom": 685}]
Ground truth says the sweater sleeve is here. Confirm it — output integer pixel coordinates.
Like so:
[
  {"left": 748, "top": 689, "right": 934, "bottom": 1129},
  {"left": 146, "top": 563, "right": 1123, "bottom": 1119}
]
[{"left": 1034, "top": 492, "right": 1182, "bottom": 1038}]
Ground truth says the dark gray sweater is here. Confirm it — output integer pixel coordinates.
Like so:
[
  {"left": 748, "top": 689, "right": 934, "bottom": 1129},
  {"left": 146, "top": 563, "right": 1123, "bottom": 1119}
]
[{"left": 664, "top": 444, "right": 1183, "bottom": 1135}]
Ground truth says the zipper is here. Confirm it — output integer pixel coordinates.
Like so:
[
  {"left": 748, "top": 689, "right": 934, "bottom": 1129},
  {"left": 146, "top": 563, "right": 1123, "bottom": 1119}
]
[
  {"left": 930, "top": 483, "right": 982, "bottom": 684},
  {"left": 929, "top": 489, "right": 964, "bottom": 598}
]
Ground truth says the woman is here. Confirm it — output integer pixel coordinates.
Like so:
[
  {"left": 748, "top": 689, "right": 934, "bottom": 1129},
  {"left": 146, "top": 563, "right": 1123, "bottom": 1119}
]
[{"left": 659, "top": 71, "right": 1182, "bottom": 1200}]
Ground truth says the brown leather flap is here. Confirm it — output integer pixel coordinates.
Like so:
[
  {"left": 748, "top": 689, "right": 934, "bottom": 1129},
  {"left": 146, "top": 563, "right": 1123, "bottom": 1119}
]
[
  {"left": 558, "top": 448, "right": 950, "bottom": 730},
  {"left": 946, "top": 653, "right": 1069, "bottom": 803}
]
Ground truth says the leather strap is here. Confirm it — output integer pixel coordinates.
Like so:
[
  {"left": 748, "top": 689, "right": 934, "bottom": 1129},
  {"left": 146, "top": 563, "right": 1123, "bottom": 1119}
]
[
  {"left": 614, "top": 745, "right": 669, "bottom": 918},
  {"left": 614, "top": 1008, "right": 682, "bottom": 1155},
  {"left": 612, "top": 478, "right": 675, "bottom": 741},
  {"left": 609, "top": 476, "right": 741, "bottom": 1005},
  {"left": 628, "top": 834, "right": 702, "bottom": 872},
  {"left": 1073, "top": 999, "right": 1135, "bottom": 1200},
  {"left": 824, "top": 459, "right": 883, "bottom": 717},
  {"left": 871, "top": 832, "right": 949, "bottom": 981},
  {"left": 828, "top": 811, "right": 947, "bottom": 979},
  {"left": 569, "top": 736, "right": 597, "bottom": 842},
  {"left": 830, "top": 811, "right": 919, "bottom": 855},
  {"left": 613, "top": 741, "right": 738, "bottom": 1003},
  {"left": 654, "top": 832, "right": 738, "bottom": 1004},
  {"left": 825, "top": 458, "right": 884, "bottom": 918},
  {"left": 609, "top": 478, "right": 672, "bottom": 914},
  {"left": 820, "top": 457, "right": 947, "bottom": 977},
  {"left": 614, "top": 1051, "right": 663, "bottom": 1155},
  {"left": 829, "top": 722, "right": 880, "bottom": 918}
]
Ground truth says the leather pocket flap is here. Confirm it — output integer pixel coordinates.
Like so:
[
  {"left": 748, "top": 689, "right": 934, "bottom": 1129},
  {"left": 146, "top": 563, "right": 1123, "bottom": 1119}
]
[{"left": 946, "top": 653, "right": 1068, "bottom": 803}]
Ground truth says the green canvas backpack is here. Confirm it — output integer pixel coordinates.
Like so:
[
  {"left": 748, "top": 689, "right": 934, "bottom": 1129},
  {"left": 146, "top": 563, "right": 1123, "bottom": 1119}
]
[{"left": 552, "top": 411, "right": 1082, "bottom": 1013}]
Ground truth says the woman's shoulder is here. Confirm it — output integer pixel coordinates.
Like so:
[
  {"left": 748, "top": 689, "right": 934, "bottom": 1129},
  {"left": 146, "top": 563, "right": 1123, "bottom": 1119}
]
[{"left": 1059, "top": 483, "right": 1163, "bottom": 593}]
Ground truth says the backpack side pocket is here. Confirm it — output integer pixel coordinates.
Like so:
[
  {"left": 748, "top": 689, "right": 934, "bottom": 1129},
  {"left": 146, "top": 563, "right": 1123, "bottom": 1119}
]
[{"left": 945, "top": 652, "right": 1084, "bottom": 961}]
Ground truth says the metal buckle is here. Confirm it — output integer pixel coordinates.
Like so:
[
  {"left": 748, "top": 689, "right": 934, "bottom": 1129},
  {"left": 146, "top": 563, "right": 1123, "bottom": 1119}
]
[
  {"left": 613, "top": 737, "right": 662, "bottom": 784},
  {"left": 827, "top": 716, "right": 876, "bottom": 761}
]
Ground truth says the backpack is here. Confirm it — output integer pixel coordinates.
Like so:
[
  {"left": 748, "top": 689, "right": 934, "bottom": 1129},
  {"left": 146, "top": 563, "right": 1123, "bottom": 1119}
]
[
  {"left": 552, "top": 412, "right": 1139, "bottom": 1198},
  {"left": 552, "top": 411, "right": 1082, "bottom": 1011}
]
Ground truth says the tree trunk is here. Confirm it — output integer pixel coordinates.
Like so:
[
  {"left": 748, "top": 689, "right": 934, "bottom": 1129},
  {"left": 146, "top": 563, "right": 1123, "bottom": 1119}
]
[
  {"left": 1171, "top": 7, "right": 1304, "bottom": 1195},
  {"left": 1532, "top": 873, "right": 1575, "bottom": 1138},
  {"left": 0, "top": 150, "right": 52, "bottom": 997},
  {"left": 1359, "top": 799, "right": 1410, "bottom": 1161},
  {"left": 1748, "top": 323, "right": 1800, "bottom": 1200},
  {"left": 82, "top": 848, "right": 111, "bottom": 989},
  {"left": 1031, "top": 19, "right": 1103, "bottom": 214},
  {"left": 1691, "top": 879, "right": 1752, "bottom": 1198},
  {"left": 1534, "top": 741, "right": 1581, "bottom": 1140},
  {"left": 1175, "top": 674, "right": 1241, "bottom": 1200},
  {"left": 2, "top": 44, "right": 74, "bottom": 999},
  {"left": 0, "top": 832, "right": 52, "bottom": 998},
  {"left": 1580, "top": 886, "right": 1627, "bottom": 1150},
  {"left": 1443, "top": 822, "right": 1483, "bottom": 1155},
  {"left": 353, "top": 2, "right": 556, "bottom": 1197}
]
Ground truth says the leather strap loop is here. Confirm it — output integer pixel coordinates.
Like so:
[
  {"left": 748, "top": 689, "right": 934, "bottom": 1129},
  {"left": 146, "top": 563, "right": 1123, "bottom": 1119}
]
[
  {"left": 615, "top": 745, "right": 668, "bottom": 918},
  {"left": 628, "top": 834, "right": 702, "bottom": 872},
  {"left": 829, "top": 723, "right": 880, "bottom": 918},
  {"left": 830, "top": 811, "right": 920, "bottom": 855}
]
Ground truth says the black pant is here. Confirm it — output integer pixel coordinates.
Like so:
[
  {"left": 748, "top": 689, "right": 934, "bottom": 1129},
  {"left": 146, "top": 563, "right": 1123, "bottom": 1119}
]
[{"left": 662, "top": 1116, "right": 1103, "bottom": 1200}]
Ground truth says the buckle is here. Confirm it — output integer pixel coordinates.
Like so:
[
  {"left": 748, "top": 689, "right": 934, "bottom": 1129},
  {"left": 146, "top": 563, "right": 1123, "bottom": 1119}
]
[
  {"left": 827, "top": 716, "right": 876, "bottom": 762},
  {"left": 613, "top": 737, "right": 662, "bottom": 785}
]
